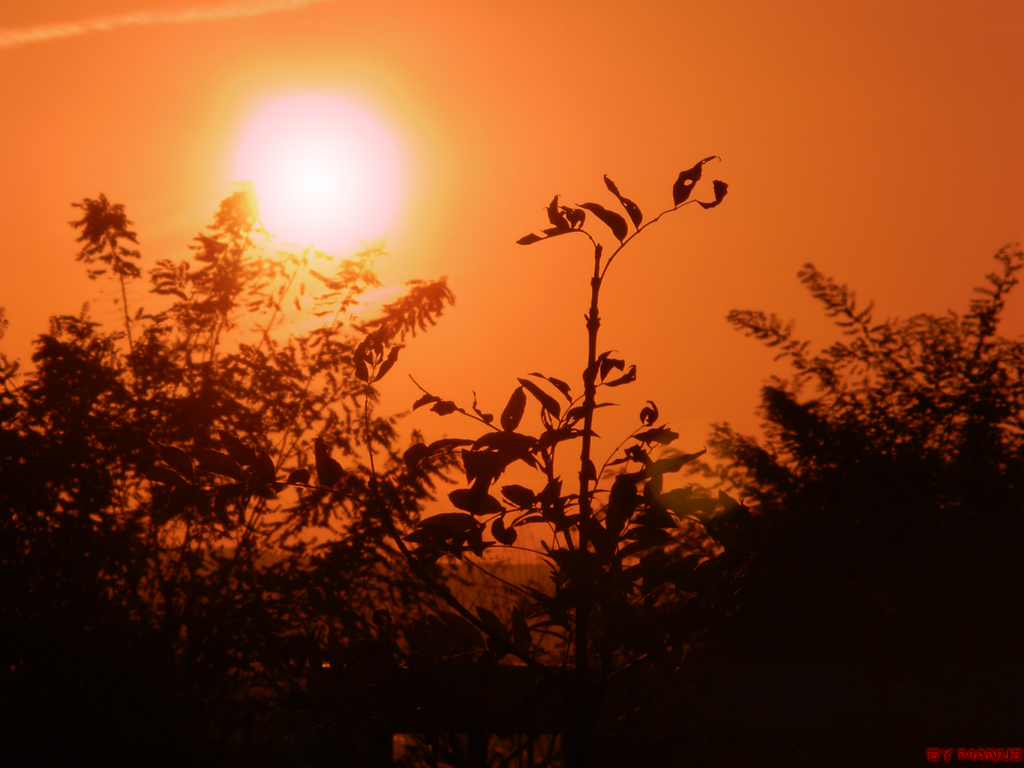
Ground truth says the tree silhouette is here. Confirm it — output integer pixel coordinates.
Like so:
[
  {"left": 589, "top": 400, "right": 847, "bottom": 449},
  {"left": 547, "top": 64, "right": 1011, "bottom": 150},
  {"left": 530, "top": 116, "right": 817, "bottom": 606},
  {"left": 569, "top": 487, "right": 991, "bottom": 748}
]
[
  {"left": 310, "top": 161, "right": 737, "bottom": 768},
  {"left": 71, "top": 194, "right": 143, "bottom": 361},
  {"left": 138, "top": 164, "right": 733, "bottom": 767},
  {"left": 0, "top": 185, "right": 455, "bottom": 765},
  {"left": 699, "top": 247, "right": 1024, "bottom": 667},
  {"left": 33, "top": 169, "right": 1019, "bottom": 765}
]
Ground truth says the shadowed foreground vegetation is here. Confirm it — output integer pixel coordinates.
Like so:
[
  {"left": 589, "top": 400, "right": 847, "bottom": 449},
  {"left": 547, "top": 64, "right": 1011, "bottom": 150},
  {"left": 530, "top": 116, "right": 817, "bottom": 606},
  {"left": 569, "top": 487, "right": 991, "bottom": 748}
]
[
  {"left": 701, "top": 248, "right": 1024, "bottom": 670},
  {"left": 0, "top": 188, "right": 457, "bottom": 765},
  {"left": 1, "top": 170, "right": 1021, "bottom": 766}
]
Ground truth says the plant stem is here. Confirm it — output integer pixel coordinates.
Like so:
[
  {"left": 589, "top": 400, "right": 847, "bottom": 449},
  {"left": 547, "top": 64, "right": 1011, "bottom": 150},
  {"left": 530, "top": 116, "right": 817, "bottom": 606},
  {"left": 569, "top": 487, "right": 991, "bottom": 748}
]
[
  {"left": 108, "top": 232, "right": 136, "bottom": 376},
  {"left": 568, "top": 242, "right": 604, "bottom": 768}
]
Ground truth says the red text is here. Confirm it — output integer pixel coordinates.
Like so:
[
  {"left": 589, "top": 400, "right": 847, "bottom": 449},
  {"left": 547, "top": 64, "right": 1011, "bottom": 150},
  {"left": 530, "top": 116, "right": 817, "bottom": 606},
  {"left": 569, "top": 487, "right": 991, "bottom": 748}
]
[{"left": 957, "top": 748, "right": 1023, "bottom": 763}]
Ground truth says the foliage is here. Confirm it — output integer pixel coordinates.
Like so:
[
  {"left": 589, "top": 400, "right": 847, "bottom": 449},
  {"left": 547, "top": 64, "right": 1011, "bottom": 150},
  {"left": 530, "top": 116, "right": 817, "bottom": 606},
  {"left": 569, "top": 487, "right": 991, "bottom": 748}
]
[
  {"left": 19, "top": 162, "right": 1017, "bottom": 765},
  {"left": 699, "top": 247, "right": 1024, "bottom": 665},
  {"left": 0, "top": 185, "right": 455, "bottom": 765},
  {"left": 134, "top": 163, "right": 733, "bottom": 767},
  {"left": 311, "top": 161, "right": 737, "bottom": 768},
  {"left": 71, "top": 193, "right": 144, "bottom": 359}
]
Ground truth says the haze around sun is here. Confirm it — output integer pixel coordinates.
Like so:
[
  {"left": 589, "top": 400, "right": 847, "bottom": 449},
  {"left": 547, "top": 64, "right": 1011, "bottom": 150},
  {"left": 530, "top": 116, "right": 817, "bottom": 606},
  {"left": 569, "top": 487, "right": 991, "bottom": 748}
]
[{"left": 234, "top": 95, "right": 402, "bottom": 254}]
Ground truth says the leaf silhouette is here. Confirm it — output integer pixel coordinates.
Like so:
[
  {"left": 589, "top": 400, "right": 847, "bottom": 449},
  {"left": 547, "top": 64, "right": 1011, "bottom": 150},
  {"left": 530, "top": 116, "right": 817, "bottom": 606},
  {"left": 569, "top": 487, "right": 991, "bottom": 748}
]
[
  {"left": 409, "top": 512, "right": 478, "bottom": 536},
  {"left": 596, "top": 351, "right": 625, "bottom": 382},
  {"left": 698, "top": 179, "right": 729, "bottom": 209},
  {"left": 449, "top": 487, "right": 504, "bottom": 515},
  {"left": 538, "top": 426, "right": 592, "bottom": 452},
  {"left": 603, "top": 364, "right": 637, "bottom": 388},
  {"left": 403, "top": 442, "right": 430, "bottom": 469},
  {"left": 542, "top": 227, "right": 571, "bottom": 237},
  {"left": 405, "top": 514, "right": 475, "bottom": 556},
  {"left": 285, "top": 468, "right": 310, "bottom": 485},
  {"left": 639, "top": 400, "right": 659, "bottom": 426},
  {"left": 650, "top": 448, "right": 707, "bottom": 475},
  {"left": 529, "top": 372, "right": 572, "bottom": 401},
  {"left": 471, "top": 391, "right": 494, "bottom": 424},
  {"left": 191, "top": 448, "right": 244, "bottom": 480},
  {"left": 254, "top": 451, "right": 277, "bottom": 485},
  {"left": 517, "top": 233, "right": 544, "bottom": 246},
  {"left": 546, "top": 195, "right": 571, "bottom": 231},
  {"left": 313, "top": 436, "right": 344, "bottom": 487},
  {"left": 673, "top": 156, "right": 720, "bottom": 206},
  {"left": 500, "top": 386, "right": 527, "bottom": 432},
  {"left": 565, "top": 402, "right": 614, "bottom": 423},
  {"left": 518, "top": 377, "right": 561, "bottom": 419},
  {"left": 491, "top": 516, "right": 518, "bottom": 544},
  {"left": 158, "top": 444, "right": 194, "bottom": 482},
  {"left": 430, "top": 400, "right": 459, "bottom": 416},
  {"left": 605, "top": 473, "right": 641, "bottom": 537},
  {"left": 352, "top": 335, "right": 375, "bottom": 383},
  {"left": 500, "top": 484, "right": 537, "bottom": 508},
  {"left": 633, "top": 426, "right": 678, "bottom": 445},
  {"left": 218, "top": 430, "right": 257, "bottom": 467},
  {"left": 472, "top": 432, "right": 539, "bottom": 471},
  {"left": 577, "top": 202, "right": 628, "bottom": 242},
  {"left": 427, "top": 437, "right": 477, "bottom": 455},
  {"left": 413, "top": 393, "right": 440, "bottom": 410},
  {"left": 603, "top": 176, "right": 643, "bottom": 228},
  {"left": 462, "top": 449, "right": 508, "bottom": 486},
  {"left": 374, "top": 345, "right": 401, "bottom": 381},
  {"left": 659, "top": 487, "right": 719, "bottom": 516},
  {"left": 562, "top": 206, "right": 586, "bottom": 229}
]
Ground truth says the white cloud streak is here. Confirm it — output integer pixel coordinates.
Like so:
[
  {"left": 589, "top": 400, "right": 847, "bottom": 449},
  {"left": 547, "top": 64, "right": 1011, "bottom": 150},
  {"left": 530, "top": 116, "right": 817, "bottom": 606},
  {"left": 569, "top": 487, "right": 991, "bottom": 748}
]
[{"left": 0, "top": 0, "right": 338, "bottom": 49}]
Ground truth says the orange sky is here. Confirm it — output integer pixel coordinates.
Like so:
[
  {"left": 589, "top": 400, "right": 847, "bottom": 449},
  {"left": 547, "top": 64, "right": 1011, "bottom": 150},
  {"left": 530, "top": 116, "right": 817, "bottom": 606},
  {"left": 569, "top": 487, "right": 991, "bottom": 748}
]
[{"left": 1, "top": 0, "right": 1022, "bottom": 457}]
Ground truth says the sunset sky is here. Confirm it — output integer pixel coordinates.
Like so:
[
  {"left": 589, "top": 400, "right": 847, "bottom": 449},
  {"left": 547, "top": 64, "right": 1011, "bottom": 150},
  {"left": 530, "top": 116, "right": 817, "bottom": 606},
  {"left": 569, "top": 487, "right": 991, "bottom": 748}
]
[{"left": 1, "top": 0, "right": 1021, "bottom": 456}]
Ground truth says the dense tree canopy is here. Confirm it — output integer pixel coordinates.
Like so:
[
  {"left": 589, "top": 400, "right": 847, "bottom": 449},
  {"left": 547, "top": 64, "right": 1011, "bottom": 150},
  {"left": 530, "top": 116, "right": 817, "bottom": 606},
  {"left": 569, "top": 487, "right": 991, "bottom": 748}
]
[
  {"left": 5, "top": 171, "right": 1020, "bottom": 766},
  {"left": 700, "top": 247, "right": 1024, "bottom": 665},
  {"left": 1, "top": 168, "right": 737, "bottom": 768},
  {"left": 0, "top": 187, "right": 454, "bottom": 765}
]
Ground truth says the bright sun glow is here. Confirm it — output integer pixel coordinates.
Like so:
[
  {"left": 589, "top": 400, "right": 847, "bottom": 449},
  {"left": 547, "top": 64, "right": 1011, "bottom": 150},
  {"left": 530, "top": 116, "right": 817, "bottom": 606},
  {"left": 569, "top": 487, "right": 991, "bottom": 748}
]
[{"left": 235, "top": 95, "right": 402, "bottom": 254}]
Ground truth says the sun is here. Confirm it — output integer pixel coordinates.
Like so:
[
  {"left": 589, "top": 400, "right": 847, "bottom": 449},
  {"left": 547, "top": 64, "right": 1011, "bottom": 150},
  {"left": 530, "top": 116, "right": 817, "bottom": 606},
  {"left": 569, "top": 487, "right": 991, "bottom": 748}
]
[{"left": 234, "top": 95, "right": 402, "bottom": 254}]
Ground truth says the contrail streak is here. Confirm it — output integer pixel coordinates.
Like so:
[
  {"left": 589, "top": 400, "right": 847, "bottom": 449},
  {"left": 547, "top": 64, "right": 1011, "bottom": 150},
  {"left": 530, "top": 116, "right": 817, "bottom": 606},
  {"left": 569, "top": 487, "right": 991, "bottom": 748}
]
[{"left": 0, "top": 0, "right": 338, "bottom": 49}]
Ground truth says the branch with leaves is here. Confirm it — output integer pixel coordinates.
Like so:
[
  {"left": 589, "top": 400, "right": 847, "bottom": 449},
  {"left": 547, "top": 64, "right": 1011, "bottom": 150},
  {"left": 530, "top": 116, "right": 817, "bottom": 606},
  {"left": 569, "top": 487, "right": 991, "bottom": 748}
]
[
  {"left": 128, "top": 163, "right": 755, "bottom": 766},
  {"left": 344, "top": 160, "right": 757, "bottom": 768},
  {"left": 71, "top": 194, "right": 143, "bottom": 367}
]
